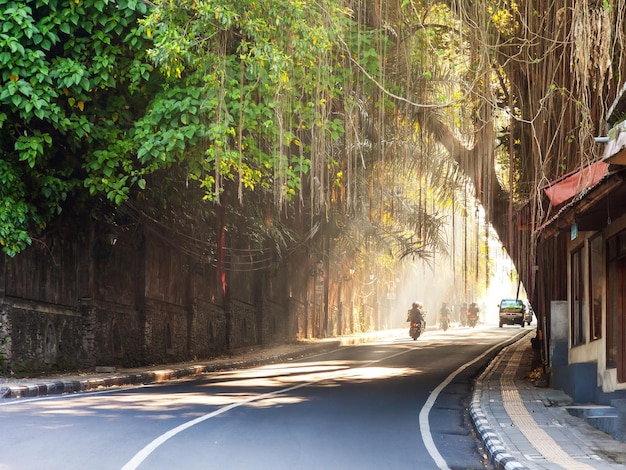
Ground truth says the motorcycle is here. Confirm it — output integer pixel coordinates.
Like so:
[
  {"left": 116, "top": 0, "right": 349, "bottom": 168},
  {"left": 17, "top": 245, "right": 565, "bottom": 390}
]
[
  {"left": 467, "top": 312, "right": 479, "bottom": 328},
  {"left": 409, "top": 321, "right": 423, "bottom": 340},
  {"left": 440, "top": 315, "right": 450, "bottom": 331}
]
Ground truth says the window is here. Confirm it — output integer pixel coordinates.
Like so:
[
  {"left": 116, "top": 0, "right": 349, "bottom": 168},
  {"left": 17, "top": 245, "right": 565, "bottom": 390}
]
[
  {"left": 589, "top": 236, "right": 602, "bottom": 341},
  {"left": 571, "top": 247, "right": 586, "bottom": 346}
]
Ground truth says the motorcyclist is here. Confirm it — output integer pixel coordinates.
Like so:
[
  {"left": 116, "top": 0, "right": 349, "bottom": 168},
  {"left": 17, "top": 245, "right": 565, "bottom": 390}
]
[
  {"left": 407, "top": 302, "right": 425, "bottom": 329},
  {"left": 407, "top": 302, "right": 424, "bottom": 322},
  {"left": 439, "top": 302, "right": 451, "bottom": 328},
  {"left": 468, "top": 302, "right": 480, "bottom": 324}
]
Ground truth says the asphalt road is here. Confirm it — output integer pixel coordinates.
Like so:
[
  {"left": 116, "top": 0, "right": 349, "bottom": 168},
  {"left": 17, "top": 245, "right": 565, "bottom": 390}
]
[{"left": 0, "top": 326, "right": 521, "bottom": 470}]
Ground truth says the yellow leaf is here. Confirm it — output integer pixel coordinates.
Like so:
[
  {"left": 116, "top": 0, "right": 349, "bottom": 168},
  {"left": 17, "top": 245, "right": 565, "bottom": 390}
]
[
  {"left": 9, "top": 74, "right": 18, "bottom": 82},
  {"left": 77, "top": 101, "right": 84, "bottom": 111}
]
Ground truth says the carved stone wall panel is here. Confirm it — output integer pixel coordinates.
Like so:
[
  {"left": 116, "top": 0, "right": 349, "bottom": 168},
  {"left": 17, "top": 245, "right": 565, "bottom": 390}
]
[{"left": 4, "top": 302, "right": 83, "bottom": 372}]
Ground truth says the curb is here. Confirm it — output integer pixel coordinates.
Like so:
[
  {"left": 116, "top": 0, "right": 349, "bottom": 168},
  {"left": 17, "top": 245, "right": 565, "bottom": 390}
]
[
  {"left": 0, "top": 341, "right": 342, "bottom": 399},
  {"left": 470, "top": 400, "right": 526, "bottom": 470},
  {"left": 470, "top": 338, "right": 527, "bottom": 470},
  {"left": 0, "top": 328, "right": 412, "bottom": 400}
]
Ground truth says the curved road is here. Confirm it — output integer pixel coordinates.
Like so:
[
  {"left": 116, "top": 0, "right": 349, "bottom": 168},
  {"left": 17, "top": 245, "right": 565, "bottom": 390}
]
[{"left": 0, "top": 326, "right": 526, "bottom": 469}]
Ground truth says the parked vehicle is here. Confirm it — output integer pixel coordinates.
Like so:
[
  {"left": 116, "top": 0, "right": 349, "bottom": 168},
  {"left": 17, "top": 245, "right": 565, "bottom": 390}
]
[
  {"left": 409, "top": 321, "right": 423, "bottom": 340},
  {"left": 498, "top": 299, "right": 531, "bottom": 327}
]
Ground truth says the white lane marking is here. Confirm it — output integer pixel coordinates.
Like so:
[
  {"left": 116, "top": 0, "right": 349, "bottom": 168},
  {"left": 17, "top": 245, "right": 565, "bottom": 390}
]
[
  {"left": 122, "top": 346, "right": 412, "bottom": 470},
  {"left": 418, "top": 334, "right": 520, "bottom": 470},
  {"left": 121, "top": 381, "right": 310, "bottom": 470}
]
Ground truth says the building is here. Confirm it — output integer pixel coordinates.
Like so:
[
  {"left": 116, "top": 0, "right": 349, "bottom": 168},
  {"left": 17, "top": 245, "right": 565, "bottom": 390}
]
[{"left": 536, "top": 85, "right": 626, "bottom": 440}]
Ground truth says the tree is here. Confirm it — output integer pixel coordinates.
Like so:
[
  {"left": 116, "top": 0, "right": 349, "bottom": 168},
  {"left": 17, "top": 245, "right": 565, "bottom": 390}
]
[
  {"left": 410, "top": 0, "right": 626, "bottom": 300},
  {"left": 0, "top": 0, "right": 156, "bottom": 256},
  {"left": 140, "top": 0, "right": 359, "bottom": 207},
  {"left": 1, "top": 0, "right": 499, "bottom": 299}
]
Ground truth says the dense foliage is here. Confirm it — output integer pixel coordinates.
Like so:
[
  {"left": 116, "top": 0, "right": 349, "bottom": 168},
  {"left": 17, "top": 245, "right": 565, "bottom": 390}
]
[
  {"left": 0, "top": 0, "right": 155, "bottom": 256},
  {"left": 1, "top": 0, "right": 374, "bottom": 257},
  {"left": 0, "top": 0, "right": 542, "bottom": 291}
]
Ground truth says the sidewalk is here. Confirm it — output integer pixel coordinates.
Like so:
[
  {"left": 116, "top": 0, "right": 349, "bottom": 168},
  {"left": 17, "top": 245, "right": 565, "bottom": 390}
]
[
  {"left": 2, "top": 329, "right": 626, "bottom": 469},
  {"left": 472, "top": 331, "right": 626, "bottom": 469}
]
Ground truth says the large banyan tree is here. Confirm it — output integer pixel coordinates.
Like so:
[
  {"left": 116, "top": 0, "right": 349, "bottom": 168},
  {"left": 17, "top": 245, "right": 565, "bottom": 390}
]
[
  {"left": 352, "top": 0, "right": 626, "bottom": 302},
  {"left": 420, "top": 0, "right": 626, "bottom": 303}
]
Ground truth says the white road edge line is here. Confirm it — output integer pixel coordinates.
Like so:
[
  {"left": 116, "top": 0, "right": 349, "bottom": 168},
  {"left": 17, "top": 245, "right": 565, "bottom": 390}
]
[
  {"left": 121, "top": 345, "right": 411, "bottom": 470},
  {"left": 418, "top": 334, "right": 517, "bottom": 470}
]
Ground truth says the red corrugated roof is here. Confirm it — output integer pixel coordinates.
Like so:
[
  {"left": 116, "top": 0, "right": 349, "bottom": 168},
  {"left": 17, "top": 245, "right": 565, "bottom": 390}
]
[{"left": 543, "top": 161, "right": 609, "bottom": 206}]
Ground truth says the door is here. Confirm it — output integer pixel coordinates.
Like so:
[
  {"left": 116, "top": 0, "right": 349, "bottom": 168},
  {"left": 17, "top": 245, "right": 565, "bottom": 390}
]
[{"left": 606, "top": 233, "right": 626, "bottom": 382}]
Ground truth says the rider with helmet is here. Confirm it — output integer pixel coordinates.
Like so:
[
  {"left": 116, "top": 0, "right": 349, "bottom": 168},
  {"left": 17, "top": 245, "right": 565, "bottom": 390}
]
[
  {"left": 439, "top": 301, "right": 451, "bottom": 330},
  {"left": 407, "top": 302, "right": 426, "bottom": 329}
]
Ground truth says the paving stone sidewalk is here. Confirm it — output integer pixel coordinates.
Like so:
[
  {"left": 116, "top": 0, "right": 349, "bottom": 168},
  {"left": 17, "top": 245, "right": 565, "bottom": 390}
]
[{"left": 471, "top": 332, "right": 626, "bottom": 469}]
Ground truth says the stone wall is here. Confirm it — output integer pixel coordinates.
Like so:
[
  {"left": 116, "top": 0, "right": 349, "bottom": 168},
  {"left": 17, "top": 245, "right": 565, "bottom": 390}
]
[
  {"left": 192, "top": 299, "right": 228, "bottom": 358},
  {"left": 0, "top": 216, "right": 308, "bottom": 374},
  {"left": 229, "top": 299, "right": 257, "bottom": 349},
  {"left": 1, "top": 299, "right": 84, "bottom": 372}
]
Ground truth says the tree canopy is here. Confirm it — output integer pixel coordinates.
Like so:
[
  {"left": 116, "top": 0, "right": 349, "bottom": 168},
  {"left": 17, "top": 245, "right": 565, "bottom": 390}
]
[
  {"left": 3, "top": 0, "right": 621, "bottom": 307},
  {"left": 0, "top": 0, "right": 155, "bottom": 255}
]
